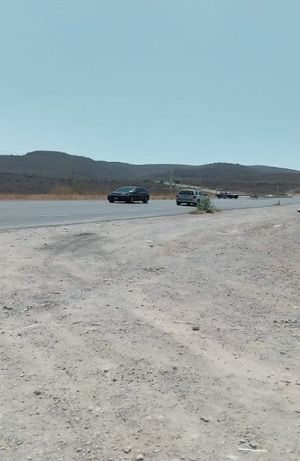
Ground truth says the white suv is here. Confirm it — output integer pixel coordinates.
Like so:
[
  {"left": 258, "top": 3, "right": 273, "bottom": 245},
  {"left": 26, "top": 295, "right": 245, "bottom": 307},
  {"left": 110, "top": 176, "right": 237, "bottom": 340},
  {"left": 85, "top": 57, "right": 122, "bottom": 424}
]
[{"left": 176, "top": 189, "right": 207, "bottom": 206}]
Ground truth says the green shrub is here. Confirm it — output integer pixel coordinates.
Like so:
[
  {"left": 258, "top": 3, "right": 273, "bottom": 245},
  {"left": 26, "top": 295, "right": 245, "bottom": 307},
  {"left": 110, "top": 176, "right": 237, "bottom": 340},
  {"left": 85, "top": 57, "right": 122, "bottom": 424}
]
[{"left": 196, "top": 196, "right": 215, "bottom": 213}]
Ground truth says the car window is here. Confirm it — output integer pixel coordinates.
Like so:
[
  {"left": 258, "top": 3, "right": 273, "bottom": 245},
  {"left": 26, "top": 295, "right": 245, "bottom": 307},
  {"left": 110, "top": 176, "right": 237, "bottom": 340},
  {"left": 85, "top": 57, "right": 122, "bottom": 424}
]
[
  {"left": 179, "top": 190, "right": 194, "bottom": 195},
  {"left": 116, "top": 186, "right": 136, "bottom": 192}
]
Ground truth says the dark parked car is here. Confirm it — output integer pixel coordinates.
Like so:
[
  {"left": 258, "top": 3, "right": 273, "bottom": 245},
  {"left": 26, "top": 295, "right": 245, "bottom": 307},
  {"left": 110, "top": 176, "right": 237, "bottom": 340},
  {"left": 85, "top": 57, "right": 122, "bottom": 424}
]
[
  {"left": 216, "top": 191, "right": 239, "bottom": 199},
  {"left": 107, "top": 186, "right": 150, "bottom": 203}
]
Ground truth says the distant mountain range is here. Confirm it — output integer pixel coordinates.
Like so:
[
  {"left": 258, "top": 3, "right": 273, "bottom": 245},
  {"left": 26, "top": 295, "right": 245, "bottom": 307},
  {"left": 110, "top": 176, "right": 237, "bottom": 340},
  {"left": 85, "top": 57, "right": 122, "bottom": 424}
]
[{"left": 0, "top": 150, "right": 299, "bottom": 195}]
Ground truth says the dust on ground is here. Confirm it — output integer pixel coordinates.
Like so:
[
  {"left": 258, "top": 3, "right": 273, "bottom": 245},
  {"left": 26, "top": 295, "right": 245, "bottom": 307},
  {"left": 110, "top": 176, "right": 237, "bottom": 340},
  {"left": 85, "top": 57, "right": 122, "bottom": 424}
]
[{"left": 0, "top": 206, "right": 299, "bottom": 461}]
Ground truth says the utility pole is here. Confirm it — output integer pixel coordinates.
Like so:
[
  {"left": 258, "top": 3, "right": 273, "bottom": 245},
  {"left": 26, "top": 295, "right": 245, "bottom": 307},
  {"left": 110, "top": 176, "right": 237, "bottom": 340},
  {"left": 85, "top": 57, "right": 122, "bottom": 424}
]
[{"left": 169, "top": 169, "right": 173, "bottom": 194}]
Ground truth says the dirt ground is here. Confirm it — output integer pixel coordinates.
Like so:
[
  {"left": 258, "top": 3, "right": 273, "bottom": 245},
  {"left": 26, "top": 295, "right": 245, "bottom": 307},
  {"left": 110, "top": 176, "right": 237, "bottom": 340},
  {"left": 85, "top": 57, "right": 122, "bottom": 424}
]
[{"left": 0, "top": 206, "right": 299, "bottom": 461}]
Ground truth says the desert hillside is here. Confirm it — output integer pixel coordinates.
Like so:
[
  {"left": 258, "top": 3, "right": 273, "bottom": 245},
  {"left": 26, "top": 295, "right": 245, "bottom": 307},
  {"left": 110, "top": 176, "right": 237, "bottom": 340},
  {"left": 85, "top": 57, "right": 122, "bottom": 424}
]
[{"left": 0, "top": 150, "right": 299, "bottom": 195}]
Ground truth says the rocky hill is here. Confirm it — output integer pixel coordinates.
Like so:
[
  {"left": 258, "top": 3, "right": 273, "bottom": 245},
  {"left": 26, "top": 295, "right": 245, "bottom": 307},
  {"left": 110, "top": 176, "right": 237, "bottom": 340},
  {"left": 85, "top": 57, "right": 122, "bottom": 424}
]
[{"left": 0, "top": 150, "right": 299, "bottom": 195}]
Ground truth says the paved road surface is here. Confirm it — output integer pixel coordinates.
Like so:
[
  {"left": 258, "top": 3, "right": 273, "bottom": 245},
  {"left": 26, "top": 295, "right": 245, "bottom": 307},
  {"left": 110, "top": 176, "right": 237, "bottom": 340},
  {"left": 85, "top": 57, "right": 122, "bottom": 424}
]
[{"left": 0, "top": 197, "right": 299, "bottom": 230}]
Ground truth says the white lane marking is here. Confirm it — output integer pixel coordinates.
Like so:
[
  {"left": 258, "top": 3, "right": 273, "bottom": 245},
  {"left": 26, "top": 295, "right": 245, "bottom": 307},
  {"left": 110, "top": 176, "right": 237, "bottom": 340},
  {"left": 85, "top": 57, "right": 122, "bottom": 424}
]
[
  {"left": 37, "top": 214, "right": 68, "bottom": 217},
  {"left": 112, "top": 209, "right": 143, "bottom": 213},
  {"left": 37, "top": 211, "right": 114, "bottom": 217},
  {"left": 89, "top": 211, "right": 113, "bottom": 214}
]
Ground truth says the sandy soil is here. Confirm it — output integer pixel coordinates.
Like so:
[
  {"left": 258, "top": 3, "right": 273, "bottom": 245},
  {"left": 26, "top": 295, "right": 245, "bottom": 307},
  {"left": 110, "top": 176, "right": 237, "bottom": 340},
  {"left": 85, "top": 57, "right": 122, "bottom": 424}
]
[{"left": 0, "top": 206, "right": 299, "bottom": 461}]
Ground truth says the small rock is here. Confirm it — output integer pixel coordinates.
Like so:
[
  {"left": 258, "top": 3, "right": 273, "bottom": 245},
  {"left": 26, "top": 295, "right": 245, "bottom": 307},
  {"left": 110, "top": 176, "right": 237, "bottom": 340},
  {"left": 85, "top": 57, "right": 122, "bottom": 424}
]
[
  {"left": 34, "top": 390, "right": 42, "bottom": 396},
  {"left": 123, "top": 446, "right": 132, "bottom": 453},
  {"left": 192, "top": 326, "right": 200, "bottom": 331},
  {"left": 2, "top": 306, "right": 12, "bottom": 310},
  {"left": 249, "top": 442, "right": 258, "bottom": 449},
  {"left": 136, "top": 455, "right": 144, "bottom": 461}
]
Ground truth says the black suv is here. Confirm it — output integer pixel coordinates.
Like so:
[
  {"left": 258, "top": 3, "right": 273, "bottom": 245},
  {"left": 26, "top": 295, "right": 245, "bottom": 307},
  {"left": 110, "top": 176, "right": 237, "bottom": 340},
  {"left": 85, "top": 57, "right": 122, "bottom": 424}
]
[
  {"left": 107, "top": 186, "right": 150, "bottom": 203},
  {"left": 216, "top": 191, "right": 239, "bottom": 199}
]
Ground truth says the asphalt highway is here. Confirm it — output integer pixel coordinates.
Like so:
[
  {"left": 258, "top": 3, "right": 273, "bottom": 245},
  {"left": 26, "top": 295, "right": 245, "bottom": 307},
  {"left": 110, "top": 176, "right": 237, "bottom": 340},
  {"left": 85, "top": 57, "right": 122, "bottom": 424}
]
[{"left": 0, "top": 197, "right": 299, "bottom": 230}]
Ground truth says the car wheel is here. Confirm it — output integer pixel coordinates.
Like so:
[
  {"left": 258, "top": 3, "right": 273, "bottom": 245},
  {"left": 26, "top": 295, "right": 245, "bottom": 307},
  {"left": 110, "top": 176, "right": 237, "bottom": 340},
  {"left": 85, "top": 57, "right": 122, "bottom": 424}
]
[
  {"left": 127, "top": 197, "right": 134, "bottom": 204},
  {"left": 109, "top": 199, "right": 114, "bottom": 203},
  {"left": 176, "top": 201, "right": 181, "bottom": 205},
  {"left": 143, "top": 197, "right": 149, "bottom": 203}
]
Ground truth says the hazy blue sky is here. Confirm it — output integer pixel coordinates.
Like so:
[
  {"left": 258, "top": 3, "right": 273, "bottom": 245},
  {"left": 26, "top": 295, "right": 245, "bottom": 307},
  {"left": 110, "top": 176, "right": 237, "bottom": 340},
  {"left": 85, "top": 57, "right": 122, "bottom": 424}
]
[{"left": 0, "top": 0, "right": 299, "bottom": 168}]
